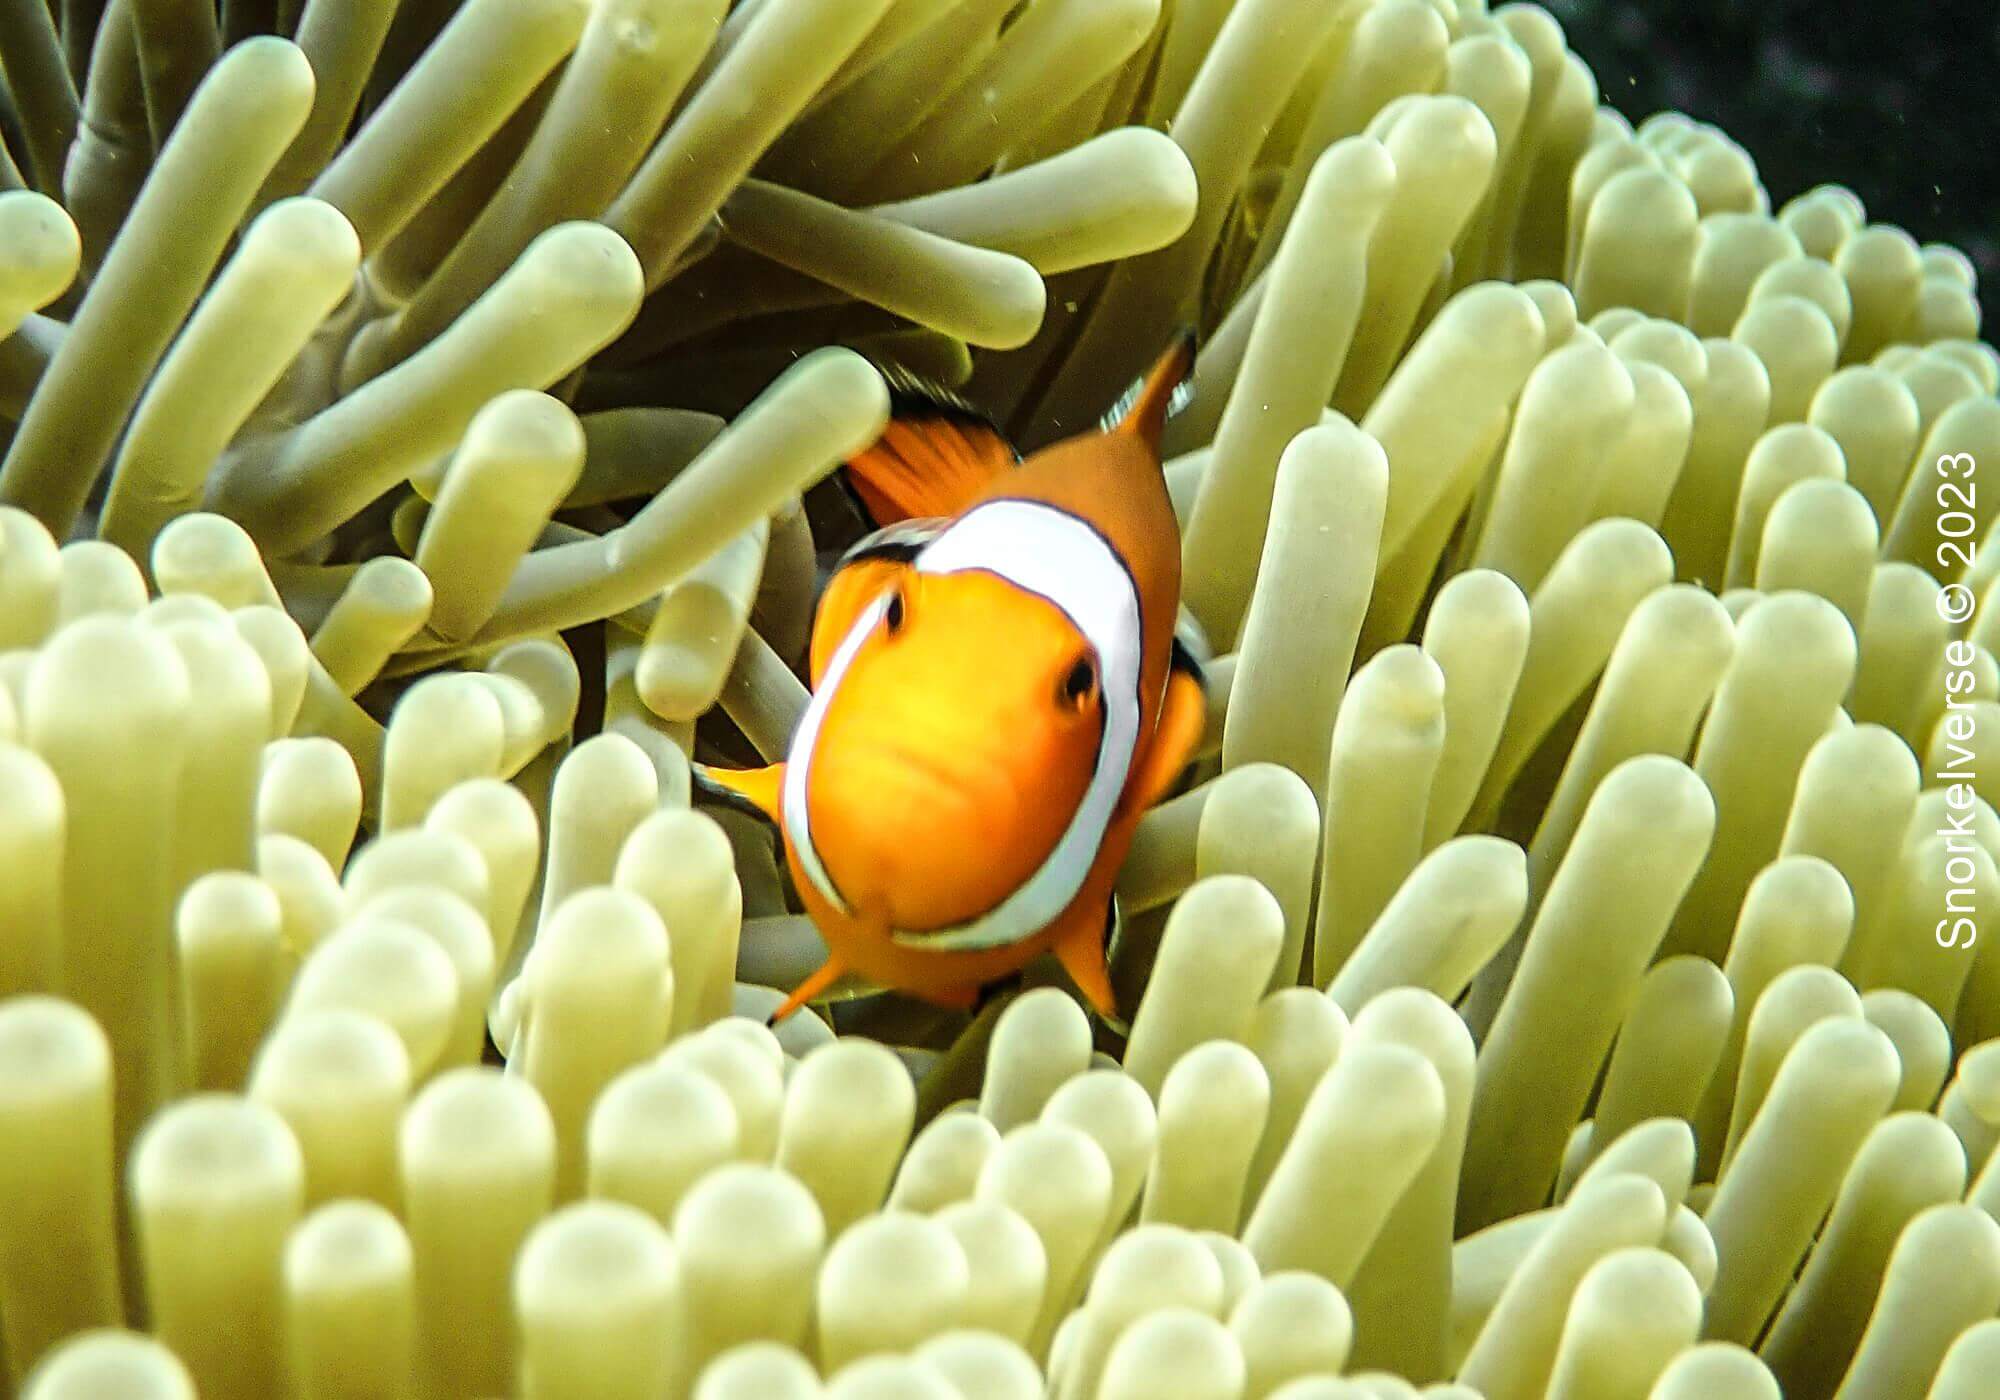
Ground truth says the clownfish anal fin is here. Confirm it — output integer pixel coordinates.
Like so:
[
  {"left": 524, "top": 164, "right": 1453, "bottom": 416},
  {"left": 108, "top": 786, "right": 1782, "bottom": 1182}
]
[
  {"left": 693, "top": 760, "right": 786, "bottom": 826},
  {"left": 1051, "top": 896, "right": 1120, "bottom": 1023},
  {"left": 1099, "top": 327, "right": 1198, "bottom": 448},
  {"left": 914, "top": 982, "right": 982, "bottom": 1012},
  {"left": 1123, "top": 660, "right": 1208, "bottom": 816},
  {"left": 843, "top": 364, "right": 1019, "bottom": 525}
]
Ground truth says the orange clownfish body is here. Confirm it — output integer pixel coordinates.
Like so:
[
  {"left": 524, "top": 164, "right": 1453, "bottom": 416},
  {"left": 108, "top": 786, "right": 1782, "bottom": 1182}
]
[{"left": 700, "top": 336, "right": 1207, "bottom": 1023}]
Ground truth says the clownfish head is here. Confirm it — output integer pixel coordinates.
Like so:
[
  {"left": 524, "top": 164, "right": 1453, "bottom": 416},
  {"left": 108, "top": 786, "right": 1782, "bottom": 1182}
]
[
  {"left": 781, "top": 500, "right": 1147, "bottom": 947},
  {"left": 794, "top": 569, "right": 1102, "bottom": 934}
]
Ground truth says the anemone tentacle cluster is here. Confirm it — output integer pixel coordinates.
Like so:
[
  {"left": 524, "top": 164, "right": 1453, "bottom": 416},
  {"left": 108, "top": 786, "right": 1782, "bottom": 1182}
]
[{"left": 1, "top": 0, "right": 1998, "bottom": 1396}]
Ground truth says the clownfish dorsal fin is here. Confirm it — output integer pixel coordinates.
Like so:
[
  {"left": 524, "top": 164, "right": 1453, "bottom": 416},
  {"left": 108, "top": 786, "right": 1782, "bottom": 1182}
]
[
  {"left": 840, "top": 361, "right": 1020, "bottom": 526},
  {"left": 1098, "top": 327, "right": 1198, "bottom": 449}
]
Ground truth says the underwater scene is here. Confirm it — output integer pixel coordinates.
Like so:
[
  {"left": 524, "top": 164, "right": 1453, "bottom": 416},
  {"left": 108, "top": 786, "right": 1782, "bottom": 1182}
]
[{"left": 0, "top": 0, "right": 1997, "bottom": 1395}]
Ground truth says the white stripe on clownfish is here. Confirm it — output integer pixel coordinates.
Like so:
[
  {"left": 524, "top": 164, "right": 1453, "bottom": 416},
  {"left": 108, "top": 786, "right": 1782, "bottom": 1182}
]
[{"left": 779, "top": 590, "right": 886, "bottom": 917}]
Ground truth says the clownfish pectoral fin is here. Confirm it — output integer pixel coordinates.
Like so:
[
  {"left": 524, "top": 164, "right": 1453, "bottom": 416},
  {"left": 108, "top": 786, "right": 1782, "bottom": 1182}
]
[
  {"left": 1052, "top": 897, "right": 1120, "bottom": 1023},
  {"left": 693, "top": 761, "right": 786, "bottom": 826},
  {"left": 1099, "top": 327, "right": 1198, "bottom": 450},
  {"left": 840, "top": 364, "right": 1019, "bottom": 526},
  {"left": 1122, "top": 653, "right": 1209, "bottom": 817}
]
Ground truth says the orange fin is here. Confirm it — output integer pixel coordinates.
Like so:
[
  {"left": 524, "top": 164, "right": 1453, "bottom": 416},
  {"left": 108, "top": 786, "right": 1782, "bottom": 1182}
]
[
  {"left": 1123, "top": 658, "right": 1207, "bottom": 815},
  {"left": 1100, "top": 328, "right": 1198, "bottom": 451},
  {"left": 1052, "top": 899, "right": 1119, "bottom": 1021},
  {"left": 693, "top": 761, "right": 786, "bottom": 824},
  {"left": 843, "top": 365, "right": 1018, "bottom": 524},
  {"left": 911, "top": 982, "right": 981, "bottom": 1012},
  {"left": 768, "top": 953, "right": 850, "bottom": 1025}
]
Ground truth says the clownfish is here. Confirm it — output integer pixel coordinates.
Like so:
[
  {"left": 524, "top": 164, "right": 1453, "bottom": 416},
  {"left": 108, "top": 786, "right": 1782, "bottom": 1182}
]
[{"left": 699, "top": 335, "right": 1207, "bottom": 1023}]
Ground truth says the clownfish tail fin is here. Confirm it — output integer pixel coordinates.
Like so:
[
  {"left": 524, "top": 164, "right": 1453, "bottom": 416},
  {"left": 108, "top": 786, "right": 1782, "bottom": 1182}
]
[
  {"left": 839, "top": 361, "right": 1020, "bottom": 526},
  {"left": 1099, "top": 326, "right": 1198, "bottom": 448}
]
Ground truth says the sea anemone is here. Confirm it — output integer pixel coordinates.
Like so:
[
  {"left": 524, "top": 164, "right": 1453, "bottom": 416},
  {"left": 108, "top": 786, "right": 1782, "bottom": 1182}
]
[{"left": 1, "top": 0, "right": 1998, "bottom": 1396}]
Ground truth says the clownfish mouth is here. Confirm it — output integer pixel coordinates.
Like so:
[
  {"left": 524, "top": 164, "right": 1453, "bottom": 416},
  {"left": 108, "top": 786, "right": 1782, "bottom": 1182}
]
[
  {"left": 836, "top": 739, "right": 1024, "bottom": 835},
  {"left": 806, "top": 741, "right": 1038, "bottom": 928}
]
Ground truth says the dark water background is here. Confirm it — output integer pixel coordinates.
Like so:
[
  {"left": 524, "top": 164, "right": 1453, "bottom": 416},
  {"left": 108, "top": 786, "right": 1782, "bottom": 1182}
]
[{"left": 1552, "top": 0, "right": 1998, "bottom": 337}]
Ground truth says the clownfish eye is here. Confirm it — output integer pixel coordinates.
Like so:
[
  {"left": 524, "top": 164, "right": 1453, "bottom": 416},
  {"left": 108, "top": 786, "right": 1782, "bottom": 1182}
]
[
  {"left": 1059, "top": 656, "right": 1099, "bottom": 710},
  {"left": 883, "top": 589, "right": 906, "bottom": 635}
]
